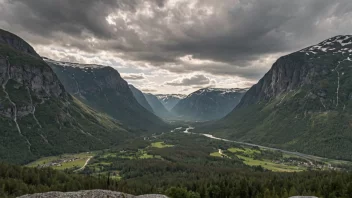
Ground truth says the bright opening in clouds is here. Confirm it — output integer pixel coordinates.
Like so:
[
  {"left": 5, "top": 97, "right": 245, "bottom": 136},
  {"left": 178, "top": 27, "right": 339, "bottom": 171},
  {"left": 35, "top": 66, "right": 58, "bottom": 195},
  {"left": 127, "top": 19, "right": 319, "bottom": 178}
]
[{"left": 1, "top": 0, "right": 351, "bottom": 94}]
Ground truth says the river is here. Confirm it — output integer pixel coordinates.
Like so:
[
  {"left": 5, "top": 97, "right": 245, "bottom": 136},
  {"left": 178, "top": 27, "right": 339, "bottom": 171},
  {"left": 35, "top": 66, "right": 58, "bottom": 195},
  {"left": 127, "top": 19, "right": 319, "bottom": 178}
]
[{"left": 179, "top": 126, "right": 338, "bottom": 164}]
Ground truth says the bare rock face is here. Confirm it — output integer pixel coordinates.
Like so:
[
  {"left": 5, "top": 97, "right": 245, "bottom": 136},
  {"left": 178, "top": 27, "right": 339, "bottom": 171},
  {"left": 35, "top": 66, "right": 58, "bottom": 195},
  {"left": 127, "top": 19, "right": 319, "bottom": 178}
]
[
  {"left": 0, "top": 29, "right": 40, "bottom": 57},
  {"left": 0, "top": 49, "right": 66, "bottom": 119},
  {"left": 0, "top": 31, "right": 67, "bottom": 120},
  {"left": 237, "top": 35, "right": 352, "bottom": 109},
  {"left": 17, "top": 190, "right": 168, "bottom": 198}
]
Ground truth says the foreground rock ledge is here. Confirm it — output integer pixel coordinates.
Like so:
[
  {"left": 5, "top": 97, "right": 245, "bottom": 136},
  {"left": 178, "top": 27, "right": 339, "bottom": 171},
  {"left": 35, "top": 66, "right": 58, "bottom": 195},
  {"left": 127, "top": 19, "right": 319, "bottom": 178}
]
[{"left": 18, "top": 190, "right": 168, "bottom": 198}]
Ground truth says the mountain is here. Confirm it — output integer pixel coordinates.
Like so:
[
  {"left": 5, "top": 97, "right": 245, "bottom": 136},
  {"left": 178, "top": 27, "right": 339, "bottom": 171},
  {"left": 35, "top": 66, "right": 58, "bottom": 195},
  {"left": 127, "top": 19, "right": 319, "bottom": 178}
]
[
  {"left": 155, "top": 94, "right": 186, "bottom": 110},
  {"left": 0, "top": 29, "right": 131, "bottom": 164},
  {"left": 45, "top": 59, "right": 168, "bottom": 133},
  {"left": 172, "top": 88, "right": 247, "bottom": 121},
  {"left": 129, "top": 84, "right": 154, "bottom": 113},
  {"left": 144, "top": 93, "right": 174, "bottom": 119},
  {"left": 212, "top": 35, "right": 352, "bottom": 160}
]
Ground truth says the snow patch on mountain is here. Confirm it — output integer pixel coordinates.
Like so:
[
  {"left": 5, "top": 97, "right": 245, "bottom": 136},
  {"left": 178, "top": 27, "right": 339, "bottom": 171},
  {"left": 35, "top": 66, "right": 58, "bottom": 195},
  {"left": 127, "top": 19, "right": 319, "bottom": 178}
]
[
  {"left": 300, "top": 35, "right": 352, "bottom": 55},
  {"left": 43, "top": 57, "right": 106, "bottom": 69}
]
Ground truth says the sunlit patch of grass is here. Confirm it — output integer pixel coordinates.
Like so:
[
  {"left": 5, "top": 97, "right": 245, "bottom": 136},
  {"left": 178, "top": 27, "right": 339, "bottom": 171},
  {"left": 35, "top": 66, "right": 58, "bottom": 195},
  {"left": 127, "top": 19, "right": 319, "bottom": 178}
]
[
  {"left": 151, "top": 141, "right": 174, "bottom": 148},
  {"left": 228, "top": 147, "right": 261, "bottom": 155},
  {"left": 237, "top": 155, "right": 306, "bottom": 172},
  {"left": 210, "top": 152, "right": 222, "bottom": 157},
  {"left": 26, "top": 152, "right": 93, "bottom": 170}
]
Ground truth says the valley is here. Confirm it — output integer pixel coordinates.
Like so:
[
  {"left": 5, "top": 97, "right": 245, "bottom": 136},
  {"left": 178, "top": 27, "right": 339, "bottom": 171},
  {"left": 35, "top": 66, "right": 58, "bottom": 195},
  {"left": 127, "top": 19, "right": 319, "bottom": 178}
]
[{"left": 25, "top": 126, "right": 352, "bottom": 177}]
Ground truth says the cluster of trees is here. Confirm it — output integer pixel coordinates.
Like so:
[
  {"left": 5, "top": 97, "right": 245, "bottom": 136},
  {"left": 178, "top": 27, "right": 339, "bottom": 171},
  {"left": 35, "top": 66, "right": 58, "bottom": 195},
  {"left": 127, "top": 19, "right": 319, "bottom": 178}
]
[
  {"left": 84, "top": 134, "right": 352, "bottom": 198},
  {"left": 112, "top": 158, "right": 352, "bottom": 198},
  {"left": 2, "top": 160, "right": 352, "bottom": 198},
  {"left": 0, "top": 163, "right": 118, "bottom": 198},
  {"left": 2, "top": 133, "right": 352, "bottom": 198}
]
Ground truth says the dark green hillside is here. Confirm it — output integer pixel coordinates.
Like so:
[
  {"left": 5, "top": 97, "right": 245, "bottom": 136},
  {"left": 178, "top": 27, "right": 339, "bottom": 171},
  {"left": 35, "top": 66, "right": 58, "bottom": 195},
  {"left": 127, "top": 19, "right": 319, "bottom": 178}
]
[
  {"left": 211, "top": 35, "right": 352, "bottom": 160},
  {"left": 46, "top": 59, "right": 169, "bottom": 133},
  {"left": 144, "top": 93, "right": 174, "bottom": 119},
  {"left": 0, "top": 29, "right": 131, "bottom": 164},
  {"left": 129, "top": 84, "right": 154, "bottom": 113}
]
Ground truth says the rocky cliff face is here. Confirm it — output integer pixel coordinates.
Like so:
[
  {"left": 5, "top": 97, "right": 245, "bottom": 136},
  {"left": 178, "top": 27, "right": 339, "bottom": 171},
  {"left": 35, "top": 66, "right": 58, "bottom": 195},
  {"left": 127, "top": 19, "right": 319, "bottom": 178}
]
[
  {"left": 0, "top": 29, "right": 40, "bottom": 57},
  {"left": 215, "top": 35, "right": 352, "bottom": 160},
  {"left": 0, "top": 55, "right": 62, "bottom": 119},
  {"left": 172, "top": 88, "right": 247, "bottom": 121},
  {"left": 129, "top": 84, "right": 154, "bottom": 113},
  {"left": 0, "top": 29, "right": 130, "bottom": 164},
  {"left": 46, "top": 58, "right": 169, "bottom": 133},
  {"left": 18, "top": 190, "right": 168, "bottom": 198},
  {"left": 238, "top": 35, "right": 352, "bottom": 110}
]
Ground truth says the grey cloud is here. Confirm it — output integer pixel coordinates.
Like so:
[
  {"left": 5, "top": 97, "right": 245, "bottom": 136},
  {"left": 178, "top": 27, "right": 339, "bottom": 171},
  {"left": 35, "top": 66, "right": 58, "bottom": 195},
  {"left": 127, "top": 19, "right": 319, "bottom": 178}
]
[
  {"left": 161, "top": 61, "right": 269, "bottom": 80},
  {"left": 122, "top": 73, "right": 145, "bottom": 80},
  {"left": 1, "top": 0, "right": 352, "bottom": 79},
  {"left": 141, "top": 88, "right": 157, "bottom": 93},
  {"left": 166, "top": 74, "right": 210, "bottom": 86}
]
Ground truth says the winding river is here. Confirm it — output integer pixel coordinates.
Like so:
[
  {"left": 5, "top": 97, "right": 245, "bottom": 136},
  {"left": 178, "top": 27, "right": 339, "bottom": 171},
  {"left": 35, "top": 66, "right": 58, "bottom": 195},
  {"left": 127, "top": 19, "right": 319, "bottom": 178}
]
[{"left": 179, "top": 126, "right": 341, "bottom": 164}]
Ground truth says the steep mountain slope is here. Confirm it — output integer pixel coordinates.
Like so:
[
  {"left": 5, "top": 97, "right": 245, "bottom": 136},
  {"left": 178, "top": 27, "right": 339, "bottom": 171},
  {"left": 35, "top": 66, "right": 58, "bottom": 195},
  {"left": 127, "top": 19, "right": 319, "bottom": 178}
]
[
  {"left": 144, "top": 93, "right": 174, "bottom": 119},
  {"left": 172, "top": 88, "right": 247, "bottom": 121},
  {"left": 213, "top": 35, "right": 352, "bottom": 160},
  {"left": 129, "top": 84, "right": 154, "bottom": 113},
  {"left": 0, "top": 29, "right": 131, "bottom": 164},
  {"left": 155, "top": 94, "right": 186, "bottom": 110},
  {"left": 46, "top": 59, "right": 169, "bottom": 133}
]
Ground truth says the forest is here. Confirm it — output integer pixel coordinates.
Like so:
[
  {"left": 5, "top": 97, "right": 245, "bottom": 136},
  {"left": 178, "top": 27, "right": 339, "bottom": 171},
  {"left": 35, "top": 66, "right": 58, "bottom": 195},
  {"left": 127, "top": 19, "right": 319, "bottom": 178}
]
[
  {"left": 3, "top": 133, "right": 350, "bottom": 198},
  {"left": 2, "top": 161, "right": 352, "bottom": 198}
]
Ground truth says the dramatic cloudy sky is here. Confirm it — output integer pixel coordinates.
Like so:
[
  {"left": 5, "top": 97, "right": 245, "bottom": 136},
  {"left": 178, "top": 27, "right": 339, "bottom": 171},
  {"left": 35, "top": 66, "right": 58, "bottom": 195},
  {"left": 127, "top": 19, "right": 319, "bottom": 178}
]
[{"left": 1, "top": 0, "right": 352, "bottom": 94}]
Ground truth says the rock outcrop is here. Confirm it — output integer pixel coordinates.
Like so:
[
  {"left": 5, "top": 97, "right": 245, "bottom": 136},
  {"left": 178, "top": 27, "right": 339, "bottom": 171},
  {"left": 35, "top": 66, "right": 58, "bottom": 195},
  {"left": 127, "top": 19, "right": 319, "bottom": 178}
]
[
  {"left": 18, "top": 190, "right": 168, "bottom": 198},
  {"left": 0, "top": 29, "right": 40, "bottom": 57}
]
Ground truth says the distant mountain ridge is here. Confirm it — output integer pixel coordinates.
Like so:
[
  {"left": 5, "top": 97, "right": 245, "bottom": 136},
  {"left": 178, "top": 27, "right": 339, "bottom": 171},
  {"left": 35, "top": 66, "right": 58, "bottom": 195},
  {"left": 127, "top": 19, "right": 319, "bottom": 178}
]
[
  {"left": 156, "top": 94, "right": 186, "bottom": 110},
  {"left": 45, "top": 58, "right": 169, "bottom": 133},
  {"left": 172, "top": 88, "right": 247, "bottom": 121},
  {"left": 212, "top": 35, "right": 352, "bottom": 160}
]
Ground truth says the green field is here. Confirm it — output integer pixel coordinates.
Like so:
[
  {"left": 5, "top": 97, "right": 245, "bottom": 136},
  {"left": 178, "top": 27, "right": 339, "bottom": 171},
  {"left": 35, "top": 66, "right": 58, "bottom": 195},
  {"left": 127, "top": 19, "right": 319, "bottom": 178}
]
[
  {"left": 151, "top": 141, "right": 174, "bottom": 148},
  {"left": 210, "top": 151, "right": 222, "bottom": 157},
  {"left": 228, "top": 147, "right": 261, "bottom": 155},
  {"left": 208, "top": 146, "right": 308, "bottom": 172},
  {"left": 26, "top": 152, "right": 93, "bottom": 170},
  {"left": 237, "top": 155, "right": 306, "bottom": 172}
]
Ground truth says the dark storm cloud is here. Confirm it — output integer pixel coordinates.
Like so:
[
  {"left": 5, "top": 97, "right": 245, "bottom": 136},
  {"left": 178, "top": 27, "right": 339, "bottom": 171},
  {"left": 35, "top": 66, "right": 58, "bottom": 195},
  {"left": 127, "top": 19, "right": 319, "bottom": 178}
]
[
  {"left": 2, "top": 0, "right": 119, "bottom": 38},
  {"left": 1, "top": 0, "right": 352, "bottom": 77},
  {"left": 166, "top": 74, "right": 210, "bottom": 86}
]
